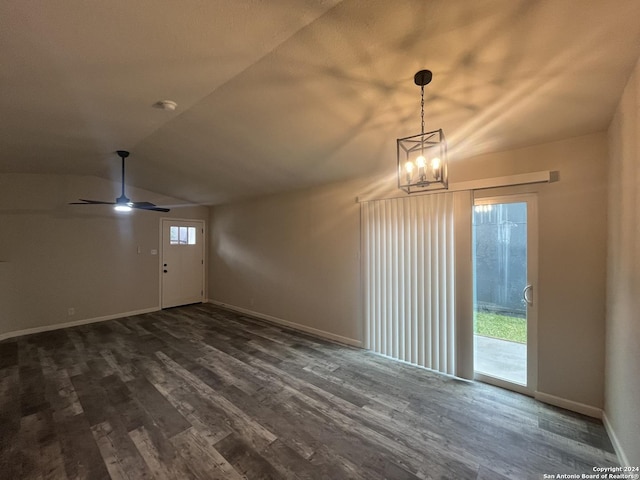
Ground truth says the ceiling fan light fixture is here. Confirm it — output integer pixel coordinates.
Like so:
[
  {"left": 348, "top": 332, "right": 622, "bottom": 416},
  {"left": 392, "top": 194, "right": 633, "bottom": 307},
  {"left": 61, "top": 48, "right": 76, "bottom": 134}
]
[
  {"left": 114, "top": 194, "right": 132, "bottom": 212},
  {"left": 114, "top": 204, "right": 132, "bottom": 212},
  {"left": 397, "top": 70, "right": 448, "bottom": 194}
]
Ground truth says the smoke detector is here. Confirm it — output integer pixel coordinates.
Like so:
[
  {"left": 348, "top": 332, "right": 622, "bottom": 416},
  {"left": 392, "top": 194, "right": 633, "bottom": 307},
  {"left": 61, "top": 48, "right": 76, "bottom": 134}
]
[{"left": 153, "top": 100, "right": 177, "bottom": 111}]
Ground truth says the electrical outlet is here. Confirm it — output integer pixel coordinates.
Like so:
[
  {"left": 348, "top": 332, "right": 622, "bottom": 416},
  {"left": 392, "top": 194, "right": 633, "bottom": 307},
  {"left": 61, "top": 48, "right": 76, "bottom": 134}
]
[{"left": 68, "top": 307, "right": 75, "bottom": 316}]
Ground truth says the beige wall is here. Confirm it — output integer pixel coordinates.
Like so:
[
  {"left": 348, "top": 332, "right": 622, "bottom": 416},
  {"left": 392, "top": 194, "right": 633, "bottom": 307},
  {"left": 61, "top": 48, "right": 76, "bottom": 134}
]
[
  {"left": 209, "top": 177, "right": 375, "bottom": 344},
  {"left": 0, "top": 173, "right": 208, "bottom": 337},
  {"left": 606, "top": 57, "right": 640, "bottom": 466},
  {"left": 209, "top": 131, "right": 609, "bottom": 411},
  {"left": 468, "top": 133, "right": 609, "bottom": 410}
]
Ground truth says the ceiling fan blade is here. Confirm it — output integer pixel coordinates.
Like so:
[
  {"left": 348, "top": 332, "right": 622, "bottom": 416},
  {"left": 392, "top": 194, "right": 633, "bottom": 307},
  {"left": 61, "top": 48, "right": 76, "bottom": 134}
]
[
  {"left": 69, "top": 199, "right": 116, "bottom": 205},
  {"left": 131, "top": 202, "right": 170, "bottom": 213},
  {"left": 70, "top": 152, "right": 170, "bottom": 213}
]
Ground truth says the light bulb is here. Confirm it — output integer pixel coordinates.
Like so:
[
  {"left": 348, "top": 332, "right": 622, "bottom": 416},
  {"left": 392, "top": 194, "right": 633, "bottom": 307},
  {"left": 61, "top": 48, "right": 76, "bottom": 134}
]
[
  {"left": 416, "top": 156, "right": 426, "bottom": 168},
  {"left": 431, "top": 157, "right": 441, "bottom": 181},
  {"left": 404, "top": 161, "right": 414, "bottom": 184},
  {"left": 114, "top": 202, "right": 133, "bottom": 212},
  {"left": 405, "top": 161, "right": 414, "bottom": 173}
]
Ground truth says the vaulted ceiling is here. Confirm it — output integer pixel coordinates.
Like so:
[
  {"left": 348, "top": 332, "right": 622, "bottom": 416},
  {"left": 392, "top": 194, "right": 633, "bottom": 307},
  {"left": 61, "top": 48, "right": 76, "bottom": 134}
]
[{"left": 2, "top": 0, "right": 640, "bottom": 205}]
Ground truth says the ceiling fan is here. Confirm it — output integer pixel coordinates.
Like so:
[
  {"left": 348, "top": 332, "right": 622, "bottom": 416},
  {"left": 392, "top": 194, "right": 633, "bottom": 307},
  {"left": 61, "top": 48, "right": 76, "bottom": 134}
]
[{"left": 69, "top": 150, "right": 170, "bottom": 213}]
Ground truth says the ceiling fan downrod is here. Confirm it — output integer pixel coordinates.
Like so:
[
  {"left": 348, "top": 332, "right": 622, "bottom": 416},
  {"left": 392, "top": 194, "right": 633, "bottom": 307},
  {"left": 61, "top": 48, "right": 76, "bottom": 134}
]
[{"left": 115, "top": 150, "right": 131, "bottom": 205}]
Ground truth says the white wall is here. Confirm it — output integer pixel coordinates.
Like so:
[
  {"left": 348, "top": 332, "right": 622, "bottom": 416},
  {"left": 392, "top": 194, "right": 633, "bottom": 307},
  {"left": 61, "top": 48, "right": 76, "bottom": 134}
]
[
  {"left": 209, "top": 178, "right": 374, "bottom": 345},
  {"left": 209, "top": 131, "right": 609, "bottom": 412},
  {"left": 0, "top": 173, "right": 208, "bottom": 338},
  {"left": 606, "top": 57, "right": 640, "bottom": 466}
]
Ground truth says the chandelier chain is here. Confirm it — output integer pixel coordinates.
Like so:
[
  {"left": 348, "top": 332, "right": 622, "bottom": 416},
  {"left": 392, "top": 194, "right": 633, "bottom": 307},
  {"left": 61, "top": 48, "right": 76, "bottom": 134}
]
[{"left": 420, "top": 85, "right": 425, "bottom": 135}]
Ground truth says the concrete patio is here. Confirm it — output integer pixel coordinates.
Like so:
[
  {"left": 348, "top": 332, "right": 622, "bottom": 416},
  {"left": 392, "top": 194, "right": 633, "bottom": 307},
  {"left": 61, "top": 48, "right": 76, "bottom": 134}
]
[{"left": 475, "top": 335, "right": 527, "bottom": 385}]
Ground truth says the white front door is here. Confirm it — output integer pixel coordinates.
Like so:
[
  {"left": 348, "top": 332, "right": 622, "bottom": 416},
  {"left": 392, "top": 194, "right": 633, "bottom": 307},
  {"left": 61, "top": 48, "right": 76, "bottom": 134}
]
[{"left": 161, "top": 219, "right": 205, "bottom": 309}]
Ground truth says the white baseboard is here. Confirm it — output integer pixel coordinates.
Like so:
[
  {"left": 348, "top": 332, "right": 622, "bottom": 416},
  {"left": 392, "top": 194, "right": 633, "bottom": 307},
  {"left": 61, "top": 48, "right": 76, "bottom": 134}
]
[
  {"left": 534, "top": 391, "right": 603, "bottom": 419},
  {"left": 209, "top": 300, "right": 362, "bottom": 348},
  {"left": 602, "top": 411, "right": 630, "bottom": 467},
  {"left": 0, "top": 306, "right": 160, "bottom": 341}
]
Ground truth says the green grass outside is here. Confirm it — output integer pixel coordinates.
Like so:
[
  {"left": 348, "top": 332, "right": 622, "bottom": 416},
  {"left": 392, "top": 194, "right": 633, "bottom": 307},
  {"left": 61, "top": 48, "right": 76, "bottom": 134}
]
[{"left": 475, "top": 312, "right": 526, "bottom": 344}]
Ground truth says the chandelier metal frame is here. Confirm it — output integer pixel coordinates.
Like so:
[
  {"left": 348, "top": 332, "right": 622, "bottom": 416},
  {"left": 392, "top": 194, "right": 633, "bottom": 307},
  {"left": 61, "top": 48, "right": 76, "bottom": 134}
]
[{"left": 397, "top": 70, "right": 448, "bottom": 193}]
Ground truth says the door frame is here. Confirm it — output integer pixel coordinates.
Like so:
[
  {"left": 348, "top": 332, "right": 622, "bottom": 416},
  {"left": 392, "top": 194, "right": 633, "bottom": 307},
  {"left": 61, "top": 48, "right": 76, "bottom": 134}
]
[
  {"left": 472, "top": 193, "right": 538, "bottom": 396},
  {"left": 159, "top": 218, "right": 206, "bottom": 309}
]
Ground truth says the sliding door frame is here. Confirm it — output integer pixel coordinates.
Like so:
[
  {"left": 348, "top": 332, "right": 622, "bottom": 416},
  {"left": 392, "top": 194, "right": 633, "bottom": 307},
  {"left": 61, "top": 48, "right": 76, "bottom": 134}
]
[{"left": 473, "top": 193, "right": 538, "bottom": 396}]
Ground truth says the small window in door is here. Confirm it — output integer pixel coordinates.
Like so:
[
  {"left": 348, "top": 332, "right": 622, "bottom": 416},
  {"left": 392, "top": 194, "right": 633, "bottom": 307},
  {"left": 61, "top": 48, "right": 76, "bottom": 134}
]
[{"left": 170, "top": 226, "right": 197, "bottom": 245}]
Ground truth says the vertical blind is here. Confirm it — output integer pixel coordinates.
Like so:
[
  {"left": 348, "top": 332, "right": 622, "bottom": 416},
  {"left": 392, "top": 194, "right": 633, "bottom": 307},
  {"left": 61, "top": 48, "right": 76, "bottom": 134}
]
[{"left": 361, "top": 192, "right": 459, "bottom": 375}]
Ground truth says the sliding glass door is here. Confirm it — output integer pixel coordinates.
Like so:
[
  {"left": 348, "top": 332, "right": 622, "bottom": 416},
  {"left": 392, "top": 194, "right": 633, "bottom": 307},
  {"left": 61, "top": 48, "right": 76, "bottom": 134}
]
[{"left": 473, "top": 195, "right": 537, "bottom": 394}]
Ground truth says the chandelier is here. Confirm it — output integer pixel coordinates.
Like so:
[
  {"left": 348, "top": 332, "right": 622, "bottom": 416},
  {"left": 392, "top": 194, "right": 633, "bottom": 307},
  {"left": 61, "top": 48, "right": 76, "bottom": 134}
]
[{"left": 397, "top": 70, "right": 448, "bottom": 193}]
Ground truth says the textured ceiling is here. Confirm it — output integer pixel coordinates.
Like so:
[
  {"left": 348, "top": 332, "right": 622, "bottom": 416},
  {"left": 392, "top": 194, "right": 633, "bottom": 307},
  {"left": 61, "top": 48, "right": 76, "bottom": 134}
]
[{"left": 2, "top": 0, "right": 640, "bottom": 205}]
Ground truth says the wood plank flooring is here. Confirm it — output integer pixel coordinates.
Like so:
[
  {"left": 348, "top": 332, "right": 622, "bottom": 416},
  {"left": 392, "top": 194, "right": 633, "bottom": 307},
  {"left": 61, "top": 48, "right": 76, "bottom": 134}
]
[{"left": 0, "top": 304, "right": 618, "bottom": 479}]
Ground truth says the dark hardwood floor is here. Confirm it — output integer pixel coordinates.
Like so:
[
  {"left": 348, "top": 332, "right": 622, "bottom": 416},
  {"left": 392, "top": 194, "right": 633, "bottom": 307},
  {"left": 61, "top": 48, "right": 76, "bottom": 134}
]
[{"left": 0, "top": 304, "right": 617, "bottom": 479}]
